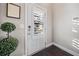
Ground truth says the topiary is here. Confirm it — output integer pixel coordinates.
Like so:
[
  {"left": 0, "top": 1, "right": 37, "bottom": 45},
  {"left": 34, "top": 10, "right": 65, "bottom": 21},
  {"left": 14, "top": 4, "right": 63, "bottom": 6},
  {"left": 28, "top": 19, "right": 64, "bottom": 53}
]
[
  {"left": 0, "top": 37, "right": 18, "bottom": 56},
  {"left": 0, "top": 22, "right": 18, "bottom": 56},
  {"left": 1, "top": 22, "right": 16, "bottom": 39}
]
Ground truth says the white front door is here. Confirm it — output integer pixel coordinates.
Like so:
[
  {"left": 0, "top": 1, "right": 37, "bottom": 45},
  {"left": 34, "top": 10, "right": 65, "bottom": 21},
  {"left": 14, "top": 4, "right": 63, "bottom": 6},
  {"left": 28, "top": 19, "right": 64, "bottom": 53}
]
[{"left": 27, "top": 4, "right": 47, "bottom": 55}]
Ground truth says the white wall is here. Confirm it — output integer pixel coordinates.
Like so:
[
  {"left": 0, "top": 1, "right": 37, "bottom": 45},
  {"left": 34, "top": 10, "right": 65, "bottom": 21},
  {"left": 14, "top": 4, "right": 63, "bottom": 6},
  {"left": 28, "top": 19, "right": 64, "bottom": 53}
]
[
  {"left": 52, "top": 3, "right": 79, "bottom": 54},
  {"left": 46, "top": 4, "right": 54, "bottom": 45},
  {"left": 0, "top": 3, "right": 25, "bottom": 56}
]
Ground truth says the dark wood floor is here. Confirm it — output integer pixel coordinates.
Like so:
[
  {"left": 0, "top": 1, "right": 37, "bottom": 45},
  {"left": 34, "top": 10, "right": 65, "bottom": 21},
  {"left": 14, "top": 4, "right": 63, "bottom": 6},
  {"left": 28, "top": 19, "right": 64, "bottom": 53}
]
[{"left": 32, "top": 45, "right": 73, "bottom": 56}]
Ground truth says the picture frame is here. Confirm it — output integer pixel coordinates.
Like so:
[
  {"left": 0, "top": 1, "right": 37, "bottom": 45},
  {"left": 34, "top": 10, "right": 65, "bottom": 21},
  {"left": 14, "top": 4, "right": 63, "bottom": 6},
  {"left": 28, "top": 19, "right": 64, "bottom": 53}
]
[{"left": 6, "top": 3, "right": 21, "bottom": 19}]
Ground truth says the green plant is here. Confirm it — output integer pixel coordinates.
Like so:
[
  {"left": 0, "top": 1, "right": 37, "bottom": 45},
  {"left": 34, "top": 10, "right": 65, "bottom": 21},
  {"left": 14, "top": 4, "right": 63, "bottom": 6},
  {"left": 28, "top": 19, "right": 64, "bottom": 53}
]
[
  {"left": 0, "top": 37, "right": 18, "bottom": 56},
  {"left": 1, "top": 22, "right": 16, "bottom": 38},
  {"left": 0, "top": 22, "right": 18, "bottom": 56}
]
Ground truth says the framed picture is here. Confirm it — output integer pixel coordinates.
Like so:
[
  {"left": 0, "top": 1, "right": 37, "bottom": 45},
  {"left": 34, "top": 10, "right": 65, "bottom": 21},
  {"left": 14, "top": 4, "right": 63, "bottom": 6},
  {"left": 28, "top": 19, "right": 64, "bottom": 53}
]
[{"left": 6, "top": 3, "right": 21, "bottom": 19}]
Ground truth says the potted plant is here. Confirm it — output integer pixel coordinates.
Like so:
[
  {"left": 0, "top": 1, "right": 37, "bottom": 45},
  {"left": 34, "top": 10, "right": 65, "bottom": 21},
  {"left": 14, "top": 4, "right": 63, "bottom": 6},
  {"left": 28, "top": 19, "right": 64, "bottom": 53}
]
[{"left": 0, "top": 22, "right": 18, "bottom": 56}]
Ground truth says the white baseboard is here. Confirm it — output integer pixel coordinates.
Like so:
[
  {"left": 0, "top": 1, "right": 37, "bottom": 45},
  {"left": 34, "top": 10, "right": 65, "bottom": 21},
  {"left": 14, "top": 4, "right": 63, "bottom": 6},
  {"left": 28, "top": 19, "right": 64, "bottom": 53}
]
[
  {"left": 53, "top": 42, "right": 79, "bottom": 56},
  {"left": 26, "top": 42, "right": 79, "bottom": 56},
  {"left": 46, "top": 42, "right": 53, "bottom": 48}
]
